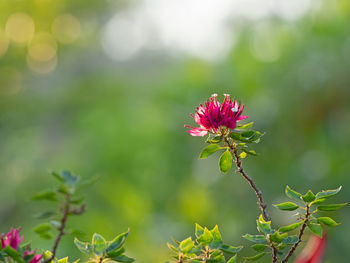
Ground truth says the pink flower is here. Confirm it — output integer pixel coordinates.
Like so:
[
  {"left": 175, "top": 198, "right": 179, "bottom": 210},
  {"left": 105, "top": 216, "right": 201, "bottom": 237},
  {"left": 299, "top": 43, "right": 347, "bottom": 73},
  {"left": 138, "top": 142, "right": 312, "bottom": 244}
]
[
  {"left": 1, "top": 227, "right": 24, "bottom": 250},
  {"left": 185, "top": 94, "right": 249, "bottom": 136},
  {"left": 24, "top": 250, "right": 43, "bottom": 263},
  {"left": 294, "top": 234, "right": 326, "bottom": 263}
]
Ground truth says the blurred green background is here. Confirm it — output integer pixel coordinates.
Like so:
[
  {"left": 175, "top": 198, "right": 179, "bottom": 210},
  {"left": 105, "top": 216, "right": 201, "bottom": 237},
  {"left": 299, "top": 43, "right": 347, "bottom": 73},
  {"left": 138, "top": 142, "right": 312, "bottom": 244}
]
[{"left": 0, "top": 0, "right": 349, "bottom": 262}]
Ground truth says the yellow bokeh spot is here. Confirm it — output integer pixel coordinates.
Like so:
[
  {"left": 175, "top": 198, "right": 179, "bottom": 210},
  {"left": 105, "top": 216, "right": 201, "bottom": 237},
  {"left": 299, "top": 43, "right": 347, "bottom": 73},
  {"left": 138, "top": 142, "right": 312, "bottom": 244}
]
[
  {"left": 52, "top": 14, "right": 80, "bottom": 44},
  {"left": 28, "top": 32, "right": 57, "bottom": 62},
  {"left": 27, "top": 53, "right": 57, "bottom": 74},
  {"left": 5, "top": 13, "right": 35, "bottom": 44}
]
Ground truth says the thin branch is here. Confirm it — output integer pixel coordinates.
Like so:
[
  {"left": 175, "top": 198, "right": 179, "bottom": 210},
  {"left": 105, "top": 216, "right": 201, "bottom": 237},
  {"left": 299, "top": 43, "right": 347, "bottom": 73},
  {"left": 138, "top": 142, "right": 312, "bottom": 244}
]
[
  {"left": 44, "top": 194, "right": 71, "bottom": 263},
  {"left": 282, "top": 206, "right": 310, "bottom": 263},
  {"left": 224, "top": 137, "right": 270, "bottom": 221},
  {"left": 271, "top": 245, "right": 278, "bottom": 263}
]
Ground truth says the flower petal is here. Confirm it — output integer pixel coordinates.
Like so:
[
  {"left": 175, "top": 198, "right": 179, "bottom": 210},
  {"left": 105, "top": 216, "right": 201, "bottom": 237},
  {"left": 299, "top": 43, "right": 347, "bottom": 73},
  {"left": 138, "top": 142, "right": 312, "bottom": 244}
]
[{"left": 187, "top": 128, "right": 208, "bottom": 136}]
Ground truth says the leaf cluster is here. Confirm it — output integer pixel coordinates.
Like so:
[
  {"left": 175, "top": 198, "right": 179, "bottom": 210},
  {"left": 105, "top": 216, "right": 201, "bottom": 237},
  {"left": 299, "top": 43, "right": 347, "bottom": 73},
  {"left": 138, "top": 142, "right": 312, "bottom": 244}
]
[
  {"left": 32, "top": 170, "right": 92, "bottom": 240},
  {"left": 167, "top": 224, "right": 242, "bottom": 263},
  {"left": 74, "top": 230, "right": 134, "bottom": 263}
]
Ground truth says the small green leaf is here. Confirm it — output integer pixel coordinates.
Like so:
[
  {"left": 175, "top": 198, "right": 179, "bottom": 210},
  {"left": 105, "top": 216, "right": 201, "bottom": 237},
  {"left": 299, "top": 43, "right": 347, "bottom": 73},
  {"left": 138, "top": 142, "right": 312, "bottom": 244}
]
[
  {"left": 111, "top": 255, "right": 135, "bottom": 263},
  {"left": 206, "top": 136, "right": 222, "bottom": 144},
  {"left": 251, "top": 244, "right": 268, "bottom": 252},
  {"left": 302, "top": 190, "right": 315, "bottom": 202},
  {"left": 307, "top": 222, "right": 323, "bottom": 237},
  {"left": 209, "top": 225, "right": 223, "bottom": 248},
  {"left": 285, "top": 186, "right": 302, "bottom": 202},
  {"left": 269, "top": 232, "right": 288, "bottom": 243},
  {"left": 282, "top": 236, "right": 299, "bottom": 245},
  {"left": 219, "top": 244, "right": 243, "bottom": 254},
  {"left": 197, "top": 227, "right": 213, "bottom": 246},
  {"left": 195, "top": 223, "right": 204, "bottom": 238},
  {"left": 33, "top": 223, "right": 52, "bottom": 234},
  {"left": 278, "top": 222, "right": 303, "bottom": 233},
  {"left": 256, "top": 215, "right": 274, "bottom": 235},
  {"left": 219, "top": 150, "right": 232, "bottom": 174},
  {"left": 107, "top": 247, "right": 125, "bottom": 258},
  {"left": 92, "top": 233, "right": 107, "bottom": 256},
  {"left": 274, "top": 202, "right": 299, "bottom": 211},
  {"left": 315, "top": 186, "right": 342, "bottom": 200},
  {"left": 167, "top": 243, "right": 178, "bottom": 253},
  {"left": 317, "top": 217, "right": 339, "bottom": 227},
  {"left": 32, "top": 191, "right": 57, "bottom": 201},
  {"left": 243, "top": 252, "right": 266, "bottom": 261},
  {"left": 310, "top": 198, "right": 327, "bottom": 205},
  {"left": 242, "top": 149, "right": 257, "bottom": 156},
  {"left": 236, "top": 122, "right": 254, "bottom": 130},
  {"left": 74, "top": 238, "right": 91, "bottom": 254},
  {"left": 106, "top": 230, "right": 129, "bottom": 253},
  {"left": 61, "top": 170, "right": 80, "bottom": 187},
  {"left": 317, "top": 203, "right": 348, "bottom": 211},
  {"left": 200, "top": 144, "right": 222, "bottom": 159},
  {"left": 57, "top": 257, "right": 69, "bottom": 263},
  {"left": 179, "top": 237, "right": 194, "bottom": 253},
  {"left": 242, "top": 234, "right": 267, "bottom": 244},
  {"left": 227, "top": 254, "right": 237, "bottom": 263}
]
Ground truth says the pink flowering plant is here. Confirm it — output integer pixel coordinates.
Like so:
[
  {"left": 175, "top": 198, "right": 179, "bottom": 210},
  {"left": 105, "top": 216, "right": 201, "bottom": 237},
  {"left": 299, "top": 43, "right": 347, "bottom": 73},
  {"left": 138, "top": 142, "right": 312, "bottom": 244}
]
[
  {"left": 0, "top": 94, "right": 347, "bottom": 263},
  {"left": 177, "top": 94, "right": 347, "bottom": 263}
]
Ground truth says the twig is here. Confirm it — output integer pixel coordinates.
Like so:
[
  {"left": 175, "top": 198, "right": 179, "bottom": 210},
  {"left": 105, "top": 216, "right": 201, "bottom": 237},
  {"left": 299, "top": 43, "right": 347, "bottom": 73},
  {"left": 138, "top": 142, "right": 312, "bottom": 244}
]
[
  {"left": 44, "top": 194, "right": 71, "bottom": 263},
  {"left": 224, "top": 137, "right": 270, "bottom": 221},
  {"left": 281, "top": 205, "right": 310, "bottom": 263}
]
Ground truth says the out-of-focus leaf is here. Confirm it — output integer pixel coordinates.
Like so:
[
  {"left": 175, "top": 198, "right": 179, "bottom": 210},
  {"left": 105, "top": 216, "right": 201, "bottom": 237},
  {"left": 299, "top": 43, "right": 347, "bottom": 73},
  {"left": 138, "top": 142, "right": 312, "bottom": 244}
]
[
  {"left": 317, "top": 217, "right": 339, "bottom": 227},
  {"left": 317, "top": 203, "right": 347, "bottom": 211},
  {"left": 274, "top": 202, "right": 299, "bottom": 211},
  {"left": 285, "top": 186, "right": 302, "bottom": 202},
  {"left": 219, "top": 150, "right": 232, "bottom": 174},
  {"left": 315, "top": 186, "right": 342, "bottom": 200},
  {"left": 200, "top": 144, "right": 222, "bottom": 159},
  {"left": 32, "top": 191, "right": 57, "bottom": 201}
]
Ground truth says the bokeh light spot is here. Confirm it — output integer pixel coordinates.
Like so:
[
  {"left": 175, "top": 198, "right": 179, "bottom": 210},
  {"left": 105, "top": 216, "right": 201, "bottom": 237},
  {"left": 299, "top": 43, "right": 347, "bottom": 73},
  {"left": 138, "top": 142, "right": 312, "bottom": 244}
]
[
  {"left": 28, "top": 32, "right": 57, "bottom": 62},
  {"left": 0, "top": 27, "right": 9, "bottom": 57},
  {"left": 5, "top": 13, "right": 35, "bottom": 44},
  {"left": 52, "top": 14, "right": 81, "bottom": 44},
  {"left": 27, "top": 53, "right": 57, "bottom": 74}
]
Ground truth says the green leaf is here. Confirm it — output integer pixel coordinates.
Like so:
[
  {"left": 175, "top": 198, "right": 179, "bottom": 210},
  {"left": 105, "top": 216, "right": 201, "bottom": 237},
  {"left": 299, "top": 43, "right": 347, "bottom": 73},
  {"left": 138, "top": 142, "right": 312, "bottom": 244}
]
[
  {"left": 167, "top": 243, "right": 178, "bottom": 253},
  {"left": 282, "top": 236, "right": 299, "bottom": 245},
  {"left": 4, "top": 246, "right": 24, "bottom": 263},
  {"left": 315, "top": 186, "right": 342, "bottom": 200},
  {"left": 111, "top": 255, "right": 135, "bottom": 263},
  {"left": 239, "top": 152, "right": 247, "bottom": 159},
  {"left": 310, "top": 198, "right": 327, "bottom": 205},
  {"left": 229, "top": 130, "right": 262, "bottom": 144},
  {"left": 226, "top": 255, "right": 237, "bottom": 263},
  {"left": 195, "top": 223, "right": 204, "bottom": 238},
  {"left": 61, "top": 170, "right": 80, "bottom": 187},
  {"left": 43, "top": 251, "right": 53, "bottom": 260},
  {"left": 33, "top": 223, "right": 52, "bottom": 234},
  {"left": 242, "top": 149, "right": 257, "bottom": 156},
  {"left": 251, "top": 244, "right": 268, "bottom": 252},
  {"left": 243, "top": 252, "right": 266, "bottom": 261},
  {"left": 302, "top": 190, "right": 315, "bottom": 202},
  {"left": 197, "top": 228, "right": 213, "bottom": 246},
  {"left": 256, "top": 215, "right": 274, "bottom": 235},
  {"left": 74, "top": 238, "right": 91, "bottom": 254},
  {"left": 179, "top": 237, "right": 194, "bottom": 253},
  {"left": 57, "top": 257, "right": 69, "bottom": 263},
  {"left": 236, "top": 122, "right": 254, "bottom": 130},
  {"left": 317, "top": 203, "right": 348, "bottom": 211},
  {"left": 278, "top": 222, "right": 303, "bottom": 233},
  {"left": 92, "top": 233, "right": 107, "bottom": 256},
  {"left": 219, "top": 245, "right": 243, "bottom": 254},
  {"left": 269, "top": 232, "right": 287, "bottom": 243},
  {"left": 208, "top": 251, "right": 225, "bottom": 263},
  {"left": 317, "top": 217, "right": 339, "bottom": 227},
  {"left": 206, "top": 136, "right": 222, "bottom": 144},
  {"left": 242, "top": 234, "right": 267, "bottom": 244},
  {"left": 107, "top": 247, "right": 125, "bottom": 258},
  {"left": 209, "top": 225, "right": 223, "bottom": 248},
  {"left": 106, "top": 230, "right": 129, "bottom": 253},
  {"left": 200, "top": 144, "right": 222, "bottom": 159},
  {"left": 285, "top": 186, "right": 302, "bottom": 202},
  {"left": 32, "top": 190, "right": 57, "bottom": 201},
  {"left": 274, "top": 202, "right": 299, "bottom": 211},
  {"left": 219, "top": 150, "right": 232, "bottom": 174},
  {"left": 307, "top": 222, "right": 323, "bottom": 237},
  {"left": 52, "top": 171, "right": 65, "bottom": 182}
]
